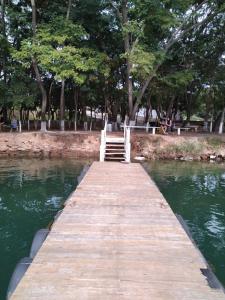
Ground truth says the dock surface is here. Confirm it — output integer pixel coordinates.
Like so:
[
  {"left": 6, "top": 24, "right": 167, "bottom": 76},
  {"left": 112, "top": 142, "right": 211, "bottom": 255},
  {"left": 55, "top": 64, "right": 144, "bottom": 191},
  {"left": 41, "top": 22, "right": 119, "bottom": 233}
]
[{"left": 11, "top": 162, "right": 225, "bottom": 299}]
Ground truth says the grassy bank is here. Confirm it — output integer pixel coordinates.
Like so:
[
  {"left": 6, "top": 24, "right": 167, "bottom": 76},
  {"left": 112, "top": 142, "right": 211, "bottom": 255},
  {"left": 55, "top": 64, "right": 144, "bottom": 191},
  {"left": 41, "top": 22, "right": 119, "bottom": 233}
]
[{"left": 132, "top": 134, "right": 225, "bottom": 161}]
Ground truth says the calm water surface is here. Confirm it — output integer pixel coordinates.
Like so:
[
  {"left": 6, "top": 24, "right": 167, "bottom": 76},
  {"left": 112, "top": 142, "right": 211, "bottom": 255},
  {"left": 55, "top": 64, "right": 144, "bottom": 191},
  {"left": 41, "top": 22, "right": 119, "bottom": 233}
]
[
  {"left": 0, "top": 159, "right": 86, "bottom": 300},
  {"left": 144, "top": 160, "right": 225, "bottom": 287}
]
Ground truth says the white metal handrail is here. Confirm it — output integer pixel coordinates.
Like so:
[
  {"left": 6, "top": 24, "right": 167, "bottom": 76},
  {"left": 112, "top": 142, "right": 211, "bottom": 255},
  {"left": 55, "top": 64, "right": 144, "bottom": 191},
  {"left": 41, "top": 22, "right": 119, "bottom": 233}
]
[
  {"left": 124, "top": 127, "right": 131, "bottom": 163},
  {"left": 100, "top": 114, "right": 108, "bottom": 162},
  {"left": 100, "top": 114, "right": 130, "bottom": 163},
  {"left": 124, "top": 116, "right": 131, "bottom": 163}
]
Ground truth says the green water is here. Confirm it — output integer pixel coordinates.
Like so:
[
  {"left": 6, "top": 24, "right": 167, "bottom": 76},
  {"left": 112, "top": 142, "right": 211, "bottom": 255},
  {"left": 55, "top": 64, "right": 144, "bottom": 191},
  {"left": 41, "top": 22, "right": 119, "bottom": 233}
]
[
  {"left": 0, "top": 159, "right": 85, "bottom": 300},
  {"left": 144, "top": 160, "right": 225, "bottom": 287}
]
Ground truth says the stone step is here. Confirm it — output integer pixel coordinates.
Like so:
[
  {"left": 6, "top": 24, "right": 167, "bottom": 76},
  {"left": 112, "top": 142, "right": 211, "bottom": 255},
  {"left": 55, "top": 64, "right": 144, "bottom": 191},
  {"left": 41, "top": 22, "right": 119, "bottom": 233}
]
[
  {"left": 106, "top": 137, "right": 125, "bottom": 143},
  {"left": 105, "top": 150, "right": 125, "bottom": 153},
  {"left": 105, "top": 152, "right": 125, "bottom": 156},
  {"left": 105, "top": 148, "right": 125, "bottom": 151},
  {"left": 105, "top": 157, "right": 125, "bottom": 161},
  {"left": 106, "top": 144, "right": 124, "bottom": 147}
]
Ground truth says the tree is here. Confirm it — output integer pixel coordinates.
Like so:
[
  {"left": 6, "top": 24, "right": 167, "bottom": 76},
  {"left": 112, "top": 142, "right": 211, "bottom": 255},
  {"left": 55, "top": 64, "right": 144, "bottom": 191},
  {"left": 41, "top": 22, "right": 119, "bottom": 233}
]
[
  {"left": 30, "top": 0, "right": 48, "bottom": 131},
  {"left": 1, "top": 0, "right": 225, "bottom": 132},
  {"left": 108, "top": 0, "right": 225, "bottom": 120}
]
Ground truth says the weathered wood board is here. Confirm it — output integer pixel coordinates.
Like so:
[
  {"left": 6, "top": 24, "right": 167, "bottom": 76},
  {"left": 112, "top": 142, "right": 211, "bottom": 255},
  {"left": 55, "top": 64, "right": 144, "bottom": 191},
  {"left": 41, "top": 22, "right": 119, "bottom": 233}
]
[{"left": 11, "top": 162, "right": 225, "bottom": 299}]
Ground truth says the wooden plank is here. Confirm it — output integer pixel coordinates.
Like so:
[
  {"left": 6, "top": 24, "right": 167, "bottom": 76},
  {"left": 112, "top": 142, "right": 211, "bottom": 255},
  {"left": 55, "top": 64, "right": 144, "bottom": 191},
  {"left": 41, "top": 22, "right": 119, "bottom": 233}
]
[{"left": 11, "top": 162, "right": 225, "bottom": 300}]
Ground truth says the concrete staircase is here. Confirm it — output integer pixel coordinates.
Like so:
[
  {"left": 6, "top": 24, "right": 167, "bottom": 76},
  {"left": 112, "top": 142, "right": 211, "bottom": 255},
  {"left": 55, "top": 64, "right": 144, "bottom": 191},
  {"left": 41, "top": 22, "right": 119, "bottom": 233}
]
[
  {"left": 105, "top": 137, "right": 125, "bottom": 162},
  {"left": 99, "top": 116, "right": 130, "bottom": 163}
]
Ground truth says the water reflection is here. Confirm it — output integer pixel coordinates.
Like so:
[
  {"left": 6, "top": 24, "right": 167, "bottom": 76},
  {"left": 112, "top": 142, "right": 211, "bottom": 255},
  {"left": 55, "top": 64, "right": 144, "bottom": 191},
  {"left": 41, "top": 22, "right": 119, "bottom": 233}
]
[
  {"left": 0, "top": 158, "right": 86, "bottom": 300},
  {"left": 145, "top": 161, "right": 225, "bottom": 287}
]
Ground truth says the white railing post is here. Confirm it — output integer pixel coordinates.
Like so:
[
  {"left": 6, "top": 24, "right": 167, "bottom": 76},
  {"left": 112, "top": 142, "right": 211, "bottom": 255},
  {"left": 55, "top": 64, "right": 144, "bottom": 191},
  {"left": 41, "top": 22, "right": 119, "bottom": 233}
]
[
  {"left": 152, "top": 127, "right": 156, "bottom": 135},
  {"left": 210, "top": 116, "right": 213, "bottom": 133},
  {"left": 125, "top": 127, "right": 131, "bottom": 163},
  {"left": 100, "top": 130, "right": 106, "bottom": 162},
  {"left": 124, "top": 122, "right": 126, "bottom": 140},
  {"left": 19, "top": 120, "right": 22, "bottom": 133},
  {"left": 104, "top": 113, "right": 108, "bottom": 130},
  {"left": 100, "top": 114, "right": 108, "bottom": 162}
]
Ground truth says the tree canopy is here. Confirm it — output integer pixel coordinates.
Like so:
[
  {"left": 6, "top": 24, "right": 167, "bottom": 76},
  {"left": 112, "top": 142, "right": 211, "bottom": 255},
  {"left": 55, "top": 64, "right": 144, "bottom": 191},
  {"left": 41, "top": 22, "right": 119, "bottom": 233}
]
[{"left": 0, "top": 0, "right": 225, "bottom": 131}]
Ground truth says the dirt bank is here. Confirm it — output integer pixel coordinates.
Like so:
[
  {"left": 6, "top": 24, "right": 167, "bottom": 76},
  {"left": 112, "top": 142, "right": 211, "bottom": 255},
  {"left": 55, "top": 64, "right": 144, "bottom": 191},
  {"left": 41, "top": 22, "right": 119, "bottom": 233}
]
[
  {"left": 0, "top": 131, "right": 225, "bottom": 161},
  {"left": 0, "top": 131, "right": 100, "bottom": 158}
]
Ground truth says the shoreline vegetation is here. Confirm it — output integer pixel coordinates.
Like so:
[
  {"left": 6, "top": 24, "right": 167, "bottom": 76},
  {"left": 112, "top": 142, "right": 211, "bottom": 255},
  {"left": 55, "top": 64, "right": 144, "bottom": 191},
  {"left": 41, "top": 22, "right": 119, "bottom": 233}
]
[
  {"left": 0, "top": 131, "right": 225, "bottom": 162},
  {"left": 132, "top": 133, "right": 225, "bottom": 161}
]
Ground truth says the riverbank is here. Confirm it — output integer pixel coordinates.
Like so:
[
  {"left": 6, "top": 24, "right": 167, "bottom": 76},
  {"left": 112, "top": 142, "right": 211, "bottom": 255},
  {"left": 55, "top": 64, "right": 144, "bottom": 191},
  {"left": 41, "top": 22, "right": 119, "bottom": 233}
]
[
  {"left": 0, "top": 132, "right": 100, "bottom": 158},
  {"left": 0, "top": 131, "right": 225, "bottom": 161},
  {"left": 133, "top": 133, "right": 225, "bottom": 161}
]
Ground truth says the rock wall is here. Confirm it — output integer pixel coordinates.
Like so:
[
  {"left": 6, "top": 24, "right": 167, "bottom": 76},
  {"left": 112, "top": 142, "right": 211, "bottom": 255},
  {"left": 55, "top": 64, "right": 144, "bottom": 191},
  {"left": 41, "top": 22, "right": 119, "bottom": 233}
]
[{"left": 0, "top": 132, "right": 100, "bottom": 158}]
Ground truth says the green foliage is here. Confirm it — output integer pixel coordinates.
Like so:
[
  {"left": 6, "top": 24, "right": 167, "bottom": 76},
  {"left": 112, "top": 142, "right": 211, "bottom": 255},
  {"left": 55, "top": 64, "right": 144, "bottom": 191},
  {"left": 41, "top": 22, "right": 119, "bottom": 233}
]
[
  {"left": 129, "top": 45, "right": 156, "bottom": 79},
  {"left": 0, "top": 66, "right": 38, "bottom": 108},
  {"left": 1, "top": 0, "right": 225, "bottom": 125},
  {"left": 161, "top": 70, "right": 194, "bottom": 89},
  {"left": 122, "top": 20, "right": 144, "bottom": 37},
  {"left": 159, "top": 141, "right": 204, "bottom": 156},
  {"left": 37, "top": 17, "right": 87, "bottom": 45},
  {"left": 206, "top": 137, "right": 225, "bottom": 148},
  {"left": 13, "top": 17, "right": 109, "bottom": 84}
]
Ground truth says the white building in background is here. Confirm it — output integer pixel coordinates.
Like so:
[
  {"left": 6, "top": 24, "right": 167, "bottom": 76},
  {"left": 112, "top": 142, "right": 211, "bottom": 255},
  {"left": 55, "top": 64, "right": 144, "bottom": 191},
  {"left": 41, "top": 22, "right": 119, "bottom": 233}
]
[
  {"left": 137, "top": 108, "right": 146, "bottom": 118},
  {"left": 133, "top": 107, "right": 158, "bottom": 123}
]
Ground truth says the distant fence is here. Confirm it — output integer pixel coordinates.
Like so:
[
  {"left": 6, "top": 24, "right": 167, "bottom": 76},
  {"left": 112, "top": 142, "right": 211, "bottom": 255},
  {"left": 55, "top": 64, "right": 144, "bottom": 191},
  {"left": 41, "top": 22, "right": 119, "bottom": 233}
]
[{"left": 0, "top": 119, "right": 104, "bottom": 132}]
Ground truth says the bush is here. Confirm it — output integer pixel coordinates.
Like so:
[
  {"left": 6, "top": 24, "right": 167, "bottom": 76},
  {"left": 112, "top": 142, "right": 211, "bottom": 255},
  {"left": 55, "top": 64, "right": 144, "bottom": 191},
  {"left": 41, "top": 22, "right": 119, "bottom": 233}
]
[
  {"left": 206, "top": 137, "right": 224, "bottom": 148},
  {"left": 156, "top": 141, "right": 204, "bottom": 156}
]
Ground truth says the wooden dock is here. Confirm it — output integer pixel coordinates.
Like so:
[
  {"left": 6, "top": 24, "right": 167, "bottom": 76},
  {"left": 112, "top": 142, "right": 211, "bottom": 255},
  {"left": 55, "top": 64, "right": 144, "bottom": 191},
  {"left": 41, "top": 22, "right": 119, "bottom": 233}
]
[{"left": 11, "top": 162, "right": 225, "bottom": 299}]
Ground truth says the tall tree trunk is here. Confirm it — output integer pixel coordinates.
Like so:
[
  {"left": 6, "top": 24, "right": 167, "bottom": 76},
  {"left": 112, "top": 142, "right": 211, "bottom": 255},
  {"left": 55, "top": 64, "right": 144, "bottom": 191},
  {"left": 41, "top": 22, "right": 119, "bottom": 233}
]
[
  {"left": 47, "top": 81, "right": 53, "bottom": 129},
  {"left": 145, "top": 95, "right": 152, "bottom": 123},
  {"left": 1, "top": 107, "right": 7, "bottom": 123},
  {"left": 166, "top": 97, "right": 174, "bottom": 118},
  {"left": 156, "top": 98, "right": 162, "bottom": 119},
  {"left": 131, "top": 71, "right": 159, "bottom": 120},
  {"left": 31, "top": 0, "right": 36, "bottom": 34},
  {"left": 74, "top": 87, "right": 78, "bottom": 131},
  {"left": 30, "top": 0, "right": 47, "bottom": 131},
  {"left": 66, "top": 0, "right": 72, "bottom": 19},
  {"left": 103, "top": 83, "right": 109, "bottom": 116},
  {"left": 20, "top": 107, "right": 23, "bottom": 122},
  {"left": 0, "top": 0, "right": 5, "bottom": 33},
  {"left": 60, "top": 80, "right": 65, "bottom": 131},
  {"left": 1, "top": 0, "right": 8, "bottom": 121},
  {"left": 204, "top": 93, "right": 212, "bottom": 131},
  {"left": 122, "top": 0, "right": 133, "bottom": 120},
  {"left": 209, "top": 111, "right": 213, "bottom": 133},
  {"left": 32, "top": 58, "right": 47, "bottom": 130},
  {"left": 1, "top": 0, "right": 6, "bottom": 83},
  {"left": 218, "top": 106, "right": 225, "bottom": 134},
  {"left": 59, "top": 0, "right": 72, "bottom": 131},
  {"left": 48, "top": 81, "right": 53, "bottom": 120},
  {"left": 186, "top": 92, "right": 191, "bottom": 125}
]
